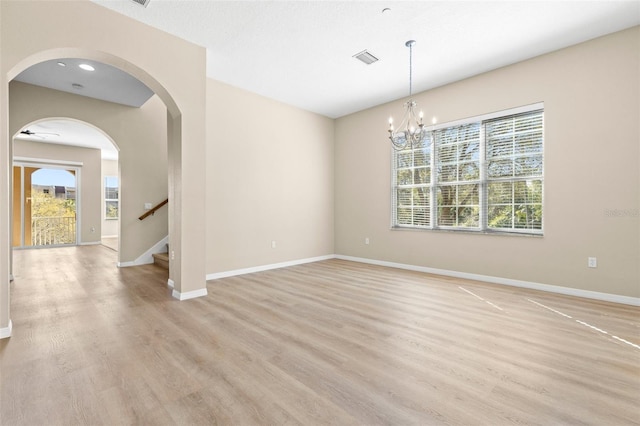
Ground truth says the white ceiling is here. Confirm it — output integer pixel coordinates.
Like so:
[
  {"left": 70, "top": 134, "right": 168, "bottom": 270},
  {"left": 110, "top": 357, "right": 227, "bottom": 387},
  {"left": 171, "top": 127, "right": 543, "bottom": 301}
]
[
  {"left": 12, "top": 1, "right": 640, "bottom": 156},
  {"left": 90, "top": 0, "right": 640, "bottom": 118},
  {"left": 15, "top": 119, "right": 119, "bottom": 160}
]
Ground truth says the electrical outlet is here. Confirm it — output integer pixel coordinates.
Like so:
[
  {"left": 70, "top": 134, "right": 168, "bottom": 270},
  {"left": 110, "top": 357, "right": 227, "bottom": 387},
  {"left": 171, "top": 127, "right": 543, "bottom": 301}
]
[
  {"left": 365, "top": 237, "right": 370, "bottom": 245},
  {"left": 588, "top": 257, "right": 597, "bottom": 268},
  {"left": 171, "top": 250, "right": 175, "bottom": 260},
  {"left": 90, "top": 227, "right": 95, "bottom": 233},
  {"left": 144, "top": 203, "right": 152, "bottom": 210},
  {"left": 271, "top": 241, "right": 277, "bottom": 249}
]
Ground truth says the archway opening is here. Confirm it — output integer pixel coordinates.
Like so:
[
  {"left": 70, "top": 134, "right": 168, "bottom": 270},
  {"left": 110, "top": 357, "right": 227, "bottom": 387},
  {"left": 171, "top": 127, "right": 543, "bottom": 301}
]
[
  {"left": 7, "top": 51, "right": 177, "bottom": 282},
  {"left": 13, "top": 117, "right": 121, "bottom": 254}
]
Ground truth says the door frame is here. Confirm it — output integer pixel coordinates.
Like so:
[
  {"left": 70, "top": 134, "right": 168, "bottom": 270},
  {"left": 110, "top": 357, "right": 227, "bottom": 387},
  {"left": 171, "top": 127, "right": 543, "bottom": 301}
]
[{"left": 13, "top": 157, "right": 82, "bottom": 248}]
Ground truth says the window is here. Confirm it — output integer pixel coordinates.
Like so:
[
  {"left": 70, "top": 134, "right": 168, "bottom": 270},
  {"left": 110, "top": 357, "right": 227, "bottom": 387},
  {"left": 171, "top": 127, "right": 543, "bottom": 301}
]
[
  {"left": 392, "top": 105, "right": 543, "bottom": 235},
  {"left": 104, "top": 176, "right": 119, "bottom": 220}
]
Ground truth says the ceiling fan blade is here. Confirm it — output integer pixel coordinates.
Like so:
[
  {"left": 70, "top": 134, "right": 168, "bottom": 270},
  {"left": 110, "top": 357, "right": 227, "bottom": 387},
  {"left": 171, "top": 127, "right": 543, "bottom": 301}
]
[{"left": 20, "top": 129, "right": 60, "bottom": 137}]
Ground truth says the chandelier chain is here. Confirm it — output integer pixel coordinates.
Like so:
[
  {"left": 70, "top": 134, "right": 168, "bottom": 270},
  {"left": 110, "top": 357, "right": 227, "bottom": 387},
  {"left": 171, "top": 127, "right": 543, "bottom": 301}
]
[{"left": 408, "top": 42, "right": 413, "bottom": 98}]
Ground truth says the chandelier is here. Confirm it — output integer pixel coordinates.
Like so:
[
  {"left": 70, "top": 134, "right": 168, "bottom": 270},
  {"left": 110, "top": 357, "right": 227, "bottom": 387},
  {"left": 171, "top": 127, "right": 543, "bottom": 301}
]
[{"left": 388, "top": 40, "right": 427, "bottom": 150}]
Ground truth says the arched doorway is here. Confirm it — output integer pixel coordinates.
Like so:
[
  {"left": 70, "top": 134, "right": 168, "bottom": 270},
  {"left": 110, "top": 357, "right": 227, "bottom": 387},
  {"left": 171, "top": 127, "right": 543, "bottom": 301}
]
[
  {"left": 12, "top": 117, "right": 121, "bottom": 254},
  {"left": 1, "top": 10, "right": 208, "bottom": 337}
]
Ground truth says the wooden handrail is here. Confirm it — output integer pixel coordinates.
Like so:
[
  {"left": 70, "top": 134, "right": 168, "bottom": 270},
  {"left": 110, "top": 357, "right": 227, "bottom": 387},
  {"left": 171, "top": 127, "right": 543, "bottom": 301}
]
[{"left": 139, "top": 198, "right": 168, "bottom": 221}]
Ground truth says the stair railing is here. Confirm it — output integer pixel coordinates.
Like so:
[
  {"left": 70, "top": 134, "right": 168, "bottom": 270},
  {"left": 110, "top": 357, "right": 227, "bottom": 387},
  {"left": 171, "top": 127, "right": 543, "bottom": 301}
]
[{"left": 139, "top": 198, "right": 168, "bottom": 221}]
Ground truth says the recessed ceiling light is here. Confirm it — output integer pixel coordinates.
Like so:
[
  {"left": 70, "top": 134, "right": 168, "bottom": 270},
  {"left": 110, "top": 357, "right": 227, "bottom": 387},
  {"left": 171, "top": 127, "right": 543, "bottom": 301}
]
[
  {"left": 72, "top": 83, "right": 84, "bottom": 90},
  {"left": 382, "top": 7, "right": 391, "bottom": 14},
  {"left": 57, "top": 62, "right": 66, "bottom": 67},
  {"left": 79, "top": 63, "right": 95, "bottom": 71}
]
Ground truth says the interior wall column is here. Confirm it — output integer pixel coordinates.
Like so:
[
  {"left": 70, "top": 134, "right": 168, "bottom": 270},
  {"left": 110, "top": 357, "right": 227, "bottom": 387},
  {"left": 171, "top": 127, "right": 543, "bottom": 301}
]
[{"left": 0, "top": 78, "right": 13, "bottom": 337}]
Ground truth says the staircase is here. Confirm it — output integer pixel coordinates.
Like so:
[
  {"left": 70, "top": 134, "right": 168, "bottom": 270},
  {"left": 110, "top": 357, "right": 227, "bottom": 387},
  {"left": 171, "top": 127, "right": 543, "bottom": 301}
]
[{"left": 152, "top": 245, "right": 169, "bottom": 270}]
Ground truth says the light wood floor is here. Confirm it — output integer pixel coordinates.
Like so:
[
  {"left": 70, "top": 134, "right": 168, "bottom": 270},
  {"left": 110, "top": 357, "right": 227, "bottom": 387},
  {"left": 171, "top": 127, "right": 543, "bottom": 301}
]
[
  {"left": 101, "top": 237, "right": 118, "bottom": 252},
  {"left": 1, "top": 246, "right": 639, "bottom": 425}
]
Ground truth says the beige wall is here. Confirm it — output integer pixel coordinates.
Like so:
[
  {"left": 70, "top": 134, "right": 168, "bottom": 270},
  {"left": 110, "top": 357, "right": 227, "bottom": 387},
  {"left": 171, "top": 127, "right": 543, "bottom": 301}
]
[
  {"left": 9, "top": 82, "right": 168, "bottom": 262},
  {"left": 335, "top": 27, "right": 640, "bottom": 299},
  {"left": 14, "top": 141, "right": 101, "bottom": 244},
  {"left": 206, "top": 79, "right": 335, "bottom": 273},
  {"left": 101, "top": 159, "right": 118, "bottom": 238},
  {"left": 1, "top": 0, "right": 207, "bottom": 332}
]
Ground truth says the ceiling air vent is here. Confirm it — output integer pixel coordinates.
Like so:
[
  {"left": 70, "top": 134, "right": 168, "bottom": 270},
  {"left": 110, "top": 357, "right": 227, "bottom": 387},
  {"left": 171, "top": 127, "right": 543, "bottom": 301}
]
[
  {"left": 353, "top": 50, "right": 379, "bottom": 65},
  {"left": 131, "top": 0, "right": 151, "bottom": 7}
]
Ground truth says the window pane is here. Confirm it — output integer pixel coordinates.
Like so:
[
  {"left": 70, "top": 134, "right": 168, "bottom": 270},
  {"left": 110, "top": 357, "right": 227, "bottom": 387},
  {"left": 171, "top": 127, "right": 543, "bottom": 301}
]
[
  {"left": 488, "top": 159, "right": 513, "bottom": 178},
  {"left": 414, "top": 148, "right": 430, "bottom": 167},
  {"left": 413, "top": 187, "right": 430, "bottom": 206},
  {"left": 396, "top": 151, "right": 413, "bottom": 168},
  {"left": 514, "top": 204, "right": 542, "bottom": 229},
  {"left": 439, "top": 163, "right": 458, "bottom": 182},
  {"left": 104, "top": 176, "right": 119, "bottom": 200},
  {"left": 488, "top": 181, "right": 513, "bottom": 204},
  {"left": 413, "top": 208, "right": 430, "bottom": 227},
  {"left": 437, "top": 184, "right": 479, "bottom": 227},
  {"left": 458, "top": 206, "right": 480, "bottom": 227},
  {"left": 397, "top": 188, "right": 412, "bottom": 206},
  {"left": 397, "top": 169, "right": 412, "bottom": 185},
  {"left": 488, "top": 205, "right": 514, "bottom": 228},
  {"left": 459, "top": 161, "right": 479, "bottom": 181},
  {"left": 105, "top": 200, "right": 118, "bottom": 219},
  {"left": 488, "top": 179, "right": 542, "bottom": 230},
  {"left": 397, "top": 207, "right": 412, "bottom": 225},
  {"left": 415, "top": 167, "right": 430, "bottom": 185},
  {"left": 105, "top": 187, "right": 118, "bottom": 199},
  {"left": 515, "top": 155, "right": 543, "bottom": 177}
]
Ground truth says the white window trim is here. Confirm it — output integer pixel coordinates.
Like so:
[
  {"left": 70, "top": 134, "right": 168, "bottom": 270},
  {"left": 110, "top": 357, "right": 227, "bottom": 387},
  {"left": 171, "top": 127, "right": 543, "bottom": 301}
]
[{"left": 391, "top": 102, "right": 544, "bottom": 236}]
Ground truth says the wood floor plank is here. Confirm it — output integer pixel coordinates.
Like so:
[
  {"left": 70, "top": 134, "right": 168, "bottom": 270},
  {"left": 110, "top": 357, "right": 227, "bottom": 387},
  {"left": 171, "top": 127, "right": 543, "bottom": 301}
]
[{"left": 1, "top": 246, "right": 639, "bottom": 425}]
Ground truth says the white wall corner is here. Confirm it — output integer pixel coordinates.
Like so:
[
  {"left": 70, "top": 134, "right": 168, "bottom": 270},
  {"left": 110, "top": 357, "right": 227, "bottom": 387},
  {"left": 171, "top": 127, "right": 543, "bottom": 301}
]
[
  {"left": 118, "top": 235, "right": 168, "bottom": 268},
  {"left": 334, "top": 255, "right": 640, "bottom": 307},
  {"left": 0, "top": 320, "right": 13, "bottom": 339},
  {"left": 172, "top": 287, "right": 207, "bottom": 301}
]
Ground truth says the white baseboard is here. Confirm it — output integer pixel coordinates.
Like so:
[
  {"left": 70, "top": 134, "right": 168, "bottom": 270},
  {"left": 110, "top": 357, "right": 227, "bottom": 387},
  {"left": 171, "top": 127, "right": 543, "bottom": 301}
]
[
  {"left": 207, "top": 254, "right": 638, "bottom": 306},
  {"left": 0, "top": 320, "right": 13, "bottom": 339},
  {"left": 101, "top": 234, "right": 118, "bottom": 239},
  {"left": 118, "top": 236, "right": 168, "bottom": 268},
  {"left": 172, "top": 287, "right": 208, "bottom": 301},
  {"left": 206, "top": 254, "right": 335, "bottom": 280},
  {"left": 79, "top": 241, "right": 101, "bottom": 246},
  {"left": 167, "top": 278, "right": 174, "bottom": 289},
  {"left": 335, "top": 255, "right": 640, "bottom": 307}
]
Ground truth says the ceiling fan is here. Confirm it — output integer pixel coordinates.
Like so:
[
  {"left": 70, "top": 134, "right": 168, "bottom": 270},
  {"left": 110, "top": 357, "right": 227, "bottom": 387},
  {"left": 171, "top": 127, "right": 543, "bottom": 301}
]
[{"left": 19, "top": 129, "right": 60, "bottom": 138}]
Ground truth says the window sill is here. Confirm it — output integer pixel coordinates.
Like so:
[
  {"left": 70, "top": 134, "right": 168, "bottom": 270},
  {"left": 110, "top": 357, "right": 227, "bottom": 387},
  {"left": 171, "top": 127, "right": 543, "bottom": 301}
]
[{"left": 390, "top": 226, "right": 543, "bottom": 238}]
